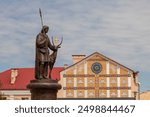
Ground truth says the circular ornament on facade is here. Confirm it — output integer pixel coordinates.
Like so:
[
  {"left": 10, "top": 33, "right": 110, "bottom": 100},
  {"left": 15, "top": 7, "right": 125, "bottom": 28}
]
[{"left": 91, "top": 62, "right": 102, "bottom": 74}]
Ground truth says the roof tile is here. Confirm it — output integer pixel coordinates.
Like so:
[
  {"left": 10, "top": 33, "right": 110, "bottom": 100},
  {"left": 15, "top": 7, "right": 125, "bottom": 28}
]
[{"left": 0, "top": 67, "right": 64, "bottom": 90}]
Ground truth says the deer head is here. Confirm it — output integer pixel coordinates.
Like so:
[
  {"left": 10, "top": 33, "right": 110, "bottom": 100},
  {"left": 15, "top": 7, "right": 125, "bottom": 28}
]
[{"left": 51, "top": 36, "right": 63, "bottom": 50}]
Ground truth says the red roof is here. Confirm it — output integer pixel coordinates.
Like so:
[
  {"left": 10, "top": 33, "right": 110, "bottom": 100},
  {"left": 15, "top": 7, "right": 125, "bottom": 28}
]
[{"left": 0, "top": 67, "right": 64, "bottom": 90}]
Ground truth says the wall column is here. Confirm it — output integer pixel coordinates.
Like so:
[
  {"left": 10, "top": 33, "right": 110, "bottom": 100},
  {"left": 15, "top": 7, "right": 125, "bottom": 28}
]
[
  {"left": 62, "top": 72, "right": 66, "bottom": 98},
  {"left": 106, "top": 61, "right": 110, "bottom": 97},
  {"left": 84, "top": 61, "right": 88, "bottom": 98},
  {"left": 128, "top": 71, "right": 131, "bottom": 97},
  {"left": 117, "top": 65, "right": 120, "bottom": 97},
  {"left": 74, "top": 67, "right": 77, "bottom": 97}
]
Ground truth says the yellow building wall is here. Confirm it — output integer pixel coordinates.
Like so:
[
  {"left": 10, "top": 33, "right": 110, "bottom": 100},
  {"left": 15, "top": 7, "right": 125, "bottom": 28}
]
[
  {"left": 140, "top": 91, "right": 150, "bottom": 100},
  {"left": 59, "top": 53, "right": 138, "bottom": 99}
]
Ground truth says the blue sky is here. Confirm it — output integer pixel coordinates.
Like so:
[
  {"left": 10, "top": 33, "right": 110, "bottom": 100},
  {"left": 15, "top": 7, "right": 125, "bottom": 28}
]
[{"left": 0, "top": 0, "right": 150, "bottom": 92}]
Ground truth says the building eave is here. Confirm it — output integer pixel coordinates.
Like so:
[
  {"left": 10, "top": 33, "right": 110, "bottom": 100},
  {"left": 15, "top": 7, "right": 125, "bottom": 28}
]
[{"left": 61, "top": 52, "right": 135, "bottom": 73}]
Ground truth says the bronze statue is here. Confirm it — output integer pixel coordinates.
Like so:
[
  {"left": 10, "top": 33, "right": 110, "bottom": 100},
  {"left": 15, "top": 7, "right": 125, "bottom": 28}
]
[
  {"left": 35, "top": 9, "right": 62, "bottom": 80},
  {"left": 35, "top": 26, "right": 62, "bottom": 80},
  {"left": 35, "top": 25, "right": 54, "bottom": 79},
  {"left": 27, "top": 9, "right": 62, "bottom": 100}
]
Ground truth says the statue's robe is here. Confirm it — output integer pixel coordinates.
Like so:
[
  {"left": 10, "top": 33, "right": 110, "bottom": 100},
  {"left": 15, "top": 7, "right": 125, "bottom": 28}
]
[{"left": 35, "top": 32, "right": 55, "bottom": 79}]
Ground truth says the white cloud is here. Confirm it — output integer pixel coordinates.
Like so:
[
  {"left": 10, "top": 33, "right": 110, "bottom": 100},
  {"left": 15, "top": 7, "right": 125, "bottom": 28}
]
[{"left": 0, "top": 0, "right": 150, "bottom": 74}]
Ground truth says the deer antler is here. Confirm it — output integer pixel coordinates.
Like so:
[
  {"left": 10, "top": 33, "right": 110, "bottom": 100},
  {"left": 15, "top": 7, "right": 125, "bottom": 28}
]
[
  {"left": 57, "top": 37, "right": 63, "bottom": 47},
  {"left": 51, "top": 36, "right": 63, "bottom": 47}
]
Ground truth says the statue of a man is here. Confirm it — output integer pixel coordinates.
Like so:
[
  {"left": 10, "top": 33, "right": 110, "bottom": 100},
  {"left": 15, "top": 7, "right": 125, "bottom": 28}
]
[{"left": 35, "top": 25, "right": 56, "bottom": 79}]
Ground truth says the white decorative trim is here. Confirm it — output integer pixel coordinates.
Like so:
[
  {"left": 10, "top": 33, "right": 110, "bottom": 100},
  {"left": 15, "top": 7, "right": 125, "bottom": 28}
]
[
  {"left": 117, "top": 65, "right": 120, "bottom": 97},
  {"left": 117, "top": 65, "right": 120, "bottom": 87},
  {"left": 84, "top": 90, "right": 87, "bottom": 98},
  {"left": 74, "top": 68, "right": 77, "bottom": 87},
  {"left": 128, "top": 90, "right": 131, "bottom": 97},
  {"left": 74, "top": 78, "right": 77, "bottom": 88},
  {"left": 107, "top": 77, "right": 110, "bottom": 87},
  {"left": 84, "top": 61, "right": 87, "bottom": 74},
  {"left": 128, "top": 74, "right": 131, "bottom": 87},
  {"left": 84, "top": 62, "right": 87, "bottom": 87},
  {"left": 74, "top": 90, "right": 77, "bottom": 98},
  {"left": 106, "top": 61, "right": 110, "bottom": 87},
  {"left": 63, "top": 81, "right": 66, "bottom": 98},
  {"left": 128, "top": 71, "right": 132, "bottom": 98},
  {"left": 64, "top": 90, "right": 66, "bottom": 98},
  {"left": 63, "top": 70, "right": 66, "bottom": 98},
  {"left": 73, "top": 67, "right": 77, "bottom": 98},
  {"left": 107, "top": 90, "right": 110, "bottom": 97},
  {"left": 106, "top": 61, "right": 110, "bottom": 74},
  {"left": 63, "top": 77, "right": 66, "bottom": 88},
  {"left": 117, "top": 90, "right": 120, "bottom": 97},
  {"left": 106, "top": 61, "right": 110, "bottom": 97}
]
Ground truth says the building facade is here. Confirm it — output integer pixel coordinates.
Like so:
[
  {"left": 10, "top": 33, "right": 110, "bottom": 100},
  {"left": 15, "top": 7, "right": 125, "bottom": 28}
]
[
  {"left": 59, "top": 52, "right": 139, "bottom": 99},
  {"left": 0, "top": 52, "right": 140, "bottom": 100}
]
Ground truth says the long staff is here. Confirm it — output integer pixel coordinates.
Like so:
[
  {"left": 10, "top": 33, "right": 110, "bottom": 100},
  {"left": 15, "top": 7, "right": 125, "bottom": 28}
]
[{"left": 39, "top": 8, "right": 44, "bottom": 28}]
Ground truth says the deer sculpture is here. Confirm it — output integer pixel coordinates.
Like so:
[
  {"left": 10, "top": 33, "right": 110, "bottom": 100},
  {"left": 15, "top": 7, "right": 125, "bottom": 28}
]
[{"left": 49, "top": 37, "right": 63, "bottom": 79}]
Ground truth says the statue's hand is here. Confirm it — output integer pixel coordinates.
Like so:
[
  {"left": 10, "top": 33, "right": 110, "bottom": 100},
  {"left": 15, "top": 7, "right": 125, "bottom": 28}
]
[{"left": 53, "top": 45, "right": 60, "bottom": 51}]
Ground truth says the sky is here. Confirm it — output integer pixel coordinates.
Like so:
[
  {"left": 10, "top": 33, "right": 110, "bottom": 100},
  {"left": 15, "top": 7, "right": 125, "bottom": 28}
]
[{"left": 0, "top": 0, "right": 150, "bottom": 92}]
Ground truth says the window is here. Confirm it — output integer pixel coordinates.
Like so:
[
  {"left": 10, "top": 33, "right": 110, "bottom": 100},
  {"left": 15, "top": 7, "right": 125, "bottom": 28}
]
[
  {"left": 100, "top": 92, "right": 106, "bottom": 96},
  {"left": 67, "top": 92, "right": 73, "bottom": 97},
  {"left": 111, "top": 92, "right": 117, "bottom": 96},
  {"left": 78, "top": 91, "right": 83, "bottom": 97},
  {"left": 88, "top": 79, "right": 93, "bottom": 83},
  {"left": 88, "top": 92, "right": 94, "bottom": 97},
  {"left": 67, "top": 79, "right": 72, "bottom": 83},
  {"left": 122, "top": 92, "right": 128, "bottom": 96},
  {"left": 78, "top": 79, "right": 83, "bottom": 84},
  {"left": 111, "top": 79, "right": 117, "bottom": 84},
  {"left": 100, "top": 79, "right": 105, "bottom": 83}
]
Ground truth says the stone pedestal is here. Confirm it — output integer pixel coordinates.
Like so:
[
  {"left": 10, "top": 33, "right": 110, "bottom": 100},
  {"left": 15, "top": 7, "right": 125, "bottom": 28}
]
[{"left": 27, "top": 79, "right": 62, "bottom": 100}]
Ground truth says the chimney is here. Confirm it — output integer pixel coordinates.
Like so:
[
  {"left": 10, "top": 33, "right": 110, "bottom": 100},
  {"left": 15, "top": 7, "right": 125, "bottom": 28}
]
[
  {"left": 10, "top": 69, "right": 18, "bottom": 84},
  {"left": 72, "top": 55, "right": 86, "bottom": 64}
]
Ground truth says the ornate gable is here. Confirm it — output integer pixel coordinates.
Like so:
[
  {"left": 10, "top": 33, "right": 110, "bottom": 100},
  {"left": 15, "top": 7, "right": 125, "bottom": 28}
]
[{"left": 59, "top": 52, "right": 138, "bottom": 99}]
